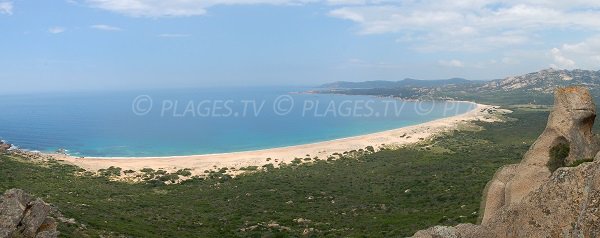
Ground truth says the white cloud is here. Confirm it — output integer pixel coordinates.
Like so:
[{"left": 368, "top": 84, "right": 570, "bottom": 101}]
[
  {"left": 0, "top": 1, "right": 13, "bottom": 15},
  {"left": 85, "top": 0, "right": 320, "bottom": 17},
  {"left": 327, "top": 1, "right": 600, "bottom": 52},
  {"left": 550, "top": 48, "right": 576, "bottom": 69},
  {"left": 439, "top": 59, "right": 465, "bottom": 68},
  {"left": 91, "top": 24, "right": 122, "bottom": 31},
  {"left": 548, "top": 36, "right": 600, "bottom": 69},
  {"left": 48, "top": 27, "right": 66, "bottom": 34}
]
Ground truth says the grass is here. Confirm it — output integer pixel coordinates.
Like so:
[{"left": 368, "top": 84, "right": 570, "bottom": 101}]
[{"left": 0, "top": 109, "right": 549, "bottom": 237}]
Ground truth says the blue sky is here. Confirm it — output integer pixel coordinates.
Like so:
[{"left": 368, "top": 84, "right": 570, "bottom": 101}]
[{"left": 2, "top": 0, "right": 600, "bottom": 93}]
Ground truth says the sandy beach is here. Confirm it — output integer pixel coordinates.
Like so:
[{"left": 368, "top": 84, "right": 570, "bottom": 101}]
[{"left": 54, "top": 103, "right": 505, "bottom": 177}]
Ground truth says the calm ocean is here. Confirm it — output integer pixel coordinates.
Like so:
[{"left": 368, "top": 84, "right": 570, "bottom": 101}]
[{"left": 0, "top": 87, "right": 475, "bottom": 157}]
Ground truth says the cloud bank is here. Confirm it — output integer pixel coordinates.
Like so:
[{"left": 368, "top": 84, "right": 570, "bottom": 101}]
[
  {"left": 0, "top": 1, "right": 13, "bottom": 15},
  {"left": 79, "top": 0, "right": 600, "bottom": 70}
]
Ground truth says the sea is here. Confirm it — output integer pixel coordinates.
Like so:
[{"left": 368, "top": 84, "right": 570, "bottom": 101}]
[{"left": 0, "top": 87, "right": 476, "bottom": 157}]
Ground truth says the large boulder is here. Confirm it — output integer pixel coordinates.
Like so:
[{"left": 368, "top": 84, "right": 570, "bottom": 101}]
[
  {"left": 0, "top": 189, "right": 58, "bottom": 238},
  {"left": 413, "top": 86, "right": 600, "bottom": 237}
]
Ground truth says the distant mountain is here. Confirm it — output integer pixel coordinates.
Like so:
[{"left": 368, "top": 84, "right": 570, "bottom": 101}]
[
  {"left": 319, "top": 78, "right": 473, "bottom": 89},
  {"left": 482, "top": 68, "right": 600, "bottom": 93}
]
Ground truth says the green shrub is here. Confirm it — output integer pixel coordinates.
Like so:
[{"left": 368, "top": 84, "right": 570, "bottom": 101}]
[
  {"left": 98, "top": 166, "right": 121, "bottom": 177},
  {"left": 262, "top": 163, "right": 275, "bottom": 170},
  {"left": 158, "top": 174, "right": 180, "bottom": 182},
  {"left": 291, "top": 158, "right": 303, "bottom": 165},
  {"left": 240, "top": 166, "right": 258, "bottom": 171},
  {"left": 146, "top": 179, "right": 165, "bottom": 187},
  {"left": 155, "top": 170, "right": 167, "bottom": 175},
  {"left": 568, "top": 158, "right": 594, "bottom": 167},
  {"left": 548, "top": 143, "right": 570, "bottom": 172},
  {"left": 175, "top": 169, "right": 192, "bottom": 177},
  {"left": 140, "top": 168, "right": 155, "bottom": 173}
]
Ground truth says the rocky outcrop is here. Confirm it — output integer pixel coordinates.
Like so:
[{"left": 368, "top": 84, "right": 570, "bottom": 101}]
[
  {"left": 483, "top": 86, "right": 600, "bottom": 222},
  {"left": 413, "top": 86, "right": 600, "bottom": 237},
  {"left": 0, "top": 189, "right": 58, "bottom": 238},
  {"left": 0, "top": 141, "right": 10, "bottom": 153}
]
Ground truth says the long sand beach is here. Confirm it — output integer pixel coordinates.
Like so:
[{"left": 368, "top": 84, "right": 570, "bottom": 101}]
[{"left": 57, "top": 103, "right": 505, "bottom": 177}]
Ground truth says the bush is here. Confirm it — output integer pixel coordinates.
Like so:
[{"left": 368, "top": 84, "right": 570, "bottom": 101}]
[
  {"left": 548, "top": 143, "right": 570, "bottom": 172},
  {"left": 98, "top": 166, "right": 122, "bottom": 177},
  {"left": 291, "top": 158, "right": 303, "bottom": 165},
  {"left": 262, "top": 163, "right": 275, "bottom": 170},
  {"left": 240, "top": 166, "right": 258, "bottom": 171},
  {"left": 175, "top": 169, "right": 192, "bottom": 177},
  {"left": 146, "top": 179, "right": 165, "bottom": 187},
  {"left": 568, "top": 158, "right": 594, "bottom": 167},
  {"left": 155, "top": 170, "right": 167, "bottom": 175},
  {"left": 140, "top": 168, "right": 155, "bottom": 173},
  {"left": 159, "top": 174, "right": 180, "bottom": 182}
]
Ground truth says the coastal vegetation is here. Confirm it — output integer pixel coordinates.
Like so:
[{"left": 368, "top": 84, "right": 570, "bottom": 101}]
[{"left": 0, "top": 108, "right": 549, "bottom": 237}]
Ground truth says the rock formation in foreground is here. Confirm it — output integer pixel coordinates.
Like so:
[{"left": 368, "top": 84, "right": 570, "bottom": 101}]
[
  {"left": 413, "top": 86, "right": 600, "bottom": 237},
  {"left": 0, "top": 189, "right": 59, "bottom": 238}
]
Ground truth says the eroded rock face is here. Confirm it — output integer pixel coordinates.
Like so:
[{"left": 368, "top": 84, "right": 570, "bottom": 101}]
[
  {"left": 0, "top": 189, "right": 58, "bottom": 238},
  {"left": 484, "top": 86, "right": 600, "bottom": 223},
  {"left": 413, "top": 86, "right": 600, "bottom": 238}
]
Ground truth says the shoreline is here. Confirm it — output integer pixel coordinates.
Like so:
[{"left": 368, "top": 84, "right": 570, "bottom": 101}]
[
  {"left": 81, "top": 100, "right": 475, "bottom": 160},
  {"left": 51, "top": 103, "right": 507, "bottom": 178}
]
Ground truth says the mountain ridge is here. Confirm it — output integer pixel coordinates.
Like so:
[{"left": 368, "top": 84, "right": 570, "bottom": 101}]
[
  {"left": 320, "top": 68, "right": 600, "bottom": 93},
  {"left": 319, "top": 78, "right": 474, "bottom": 89},
  {"left": 482, "top": 68, "right": 600, "bottom": 93}
]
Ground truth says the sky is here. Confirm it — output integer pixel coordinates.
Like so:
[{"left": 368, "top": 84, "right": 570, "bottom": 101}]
[{"left": 2, "top": 0, "right": 600, "bottom": 93}]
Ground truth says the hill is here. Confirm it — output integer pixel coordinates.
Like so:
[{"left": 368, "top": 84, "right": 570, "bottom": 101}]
[
  {"left": 482, "top": 68, "right": 600, "bottom": 93},
  {"left": 317, "top": 68, "right": 600, "bottom": 105},
  {"left": 319, "top": 78, "right": 474, "bottom": 89}
]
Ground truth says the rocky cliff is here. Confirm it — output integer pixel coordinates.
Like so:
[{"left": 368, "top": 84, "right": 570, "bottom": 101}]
[
  {"left": 413, "top": 86, "right": 600, "bottom": 237},
  {"left": 0, "top": 189, "right": 59, "bottom": 238}
]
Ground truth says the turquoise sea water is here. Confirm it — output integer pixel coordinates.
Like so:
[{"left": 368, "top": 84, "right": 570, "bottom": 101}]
[{"left": 0, "top": 87, "right": 475, "bottom": 157}]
